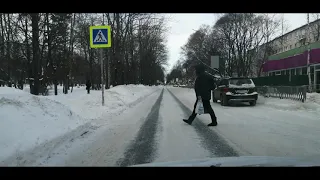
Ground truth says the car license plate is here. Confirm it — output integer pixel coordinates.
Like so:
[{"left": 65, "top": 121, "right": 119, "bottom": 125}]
[{"left": 236, "top": 90, "right": 248, "bottom": 94}]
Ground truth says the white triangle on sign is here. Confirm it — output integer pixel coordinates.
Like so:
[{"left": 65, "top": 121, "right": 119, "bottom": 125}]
[{"left": 93, "top": 30, "right": 108, "bottom": 43}]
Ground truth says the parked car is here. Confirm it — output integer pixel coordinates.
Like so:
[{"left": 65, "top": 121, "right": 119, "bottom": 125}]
[{"left": 212, "top": 77, "right": 258, "bottom": 106}]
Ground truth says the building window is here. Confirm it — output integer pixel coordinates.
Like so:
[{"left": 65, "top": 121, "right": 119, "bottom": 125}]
[
  {"left": 286, "top": 70, "right": 290, "bottom": 75},
  {"left": 296, "top": 68, "right": 302, "bottom": 75},
  {"left": 291, "top": 69, "right": 295, "bottom": 76},
  {"left": 275, "top": 71, "right": 281, "bottom": 76},
  {"left": 290, "top": 45, "right": 292, "bottom": 49},
  {"left": 272, "top": 72, "right": 276, "bottom": 76},
  {"left": 302, "top": 67, "right": 307, "bottom": 75},
  {"left": 312, "top": 65, "right": 317, "bottom": 83},
  {"left": 281, "top": 70, "right": 285, "bottom": 75}
]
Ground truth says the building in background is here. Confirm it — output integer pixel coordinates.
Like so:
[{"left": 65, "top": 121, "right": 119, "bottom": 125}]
[{"left": 258, "top": 18, "right": 320, "bottom": 88}]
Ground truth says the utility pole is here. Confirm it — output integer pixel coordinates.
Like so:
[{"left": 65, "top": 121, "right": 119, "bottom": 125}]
[
  {"left": 307, "top": 13, "right": 312, "bottom": 92},
  {"left": 281, "top": 14, "right": 284, "bottom": 51}
]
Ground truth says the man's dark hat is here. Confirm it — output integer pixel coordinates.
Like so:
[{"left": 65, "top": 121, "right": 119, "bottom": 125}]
[{"left": 195, "top": 64, "right": 205, "bottom": 75}]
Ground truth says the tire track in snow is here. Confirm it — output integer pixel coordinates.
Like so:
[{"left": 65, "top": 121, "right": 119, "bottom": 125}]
[
  {"left": 152, "top": 89, "right": 211, "bottom": 163},
  {"left": 167, "top": 88, "right": 238, "bottom": 157},
  {"left": 117, "top": 89, "right": 164, "bottom": 166}
]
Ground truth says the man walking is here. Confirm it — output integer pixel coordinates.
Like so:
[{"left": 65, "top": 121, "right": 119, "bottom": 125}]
[
  {"left": 183, "top": 64, "right": 218, "bottom": 126},
  {"left": 86, "top": 79, "right": 91, "bottom": 94}
]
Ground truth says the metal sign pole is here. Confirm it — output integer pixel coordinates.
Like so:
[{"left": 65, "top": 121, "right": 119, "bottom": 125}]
[
  {"left": 89, "top": 25, "right": 111, "bottom": 106},
  {"left": 100, "top": 48, "right": 105, "bottom": 106}
]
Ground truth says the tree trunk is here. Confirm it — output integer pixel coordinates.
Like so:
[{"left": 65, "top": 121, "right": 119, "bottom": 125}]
[
  {"left": 0, "top": 14, "right": 6, "bottom": 83},
  {"left": 5, "top": 14, "right": 11, "bottom": 87},
  {"left": 23, "top": 15, "right": 32, "bottom": 93},
  {"left": 31, "top": 13, "right": 40, "bottom": 95},
  {"left": 68, "top": 13, "right": 76, "bottom": 92}
]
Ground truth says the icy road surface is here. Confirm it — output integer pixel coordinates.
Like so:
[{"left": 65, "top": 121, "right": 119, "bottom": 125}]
[
  {"left": 2, "top": 86, "right": 320, "bottom": 166},
  {"left": 168, "top": 87, "right": 320, "bottom": 157}
]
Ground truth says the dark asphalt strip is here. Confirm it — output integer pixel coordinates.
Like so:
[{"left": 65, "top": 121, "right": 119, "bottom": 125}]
[
  {"left": 167, "top": 88, "right": 239, "bottom": 157},
  {"left": 116, "top": 89, "right": 164, "bottom": 167}
]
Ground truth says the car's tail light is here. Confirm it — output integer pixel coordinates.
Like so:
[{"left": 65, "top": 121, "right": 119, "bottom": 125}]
[{"left": 223, "top": 87, "right": 229, "bottom": 92}]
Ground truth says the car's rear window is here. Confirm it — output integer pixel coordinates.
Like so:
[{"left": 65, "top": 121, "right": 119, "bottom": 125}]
[{"left": 229, "top": 79, "right": 252, "bottom": 85}]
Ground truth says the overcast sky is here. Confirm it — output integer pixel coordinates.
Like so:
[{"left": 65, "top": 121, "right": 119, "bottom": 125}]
[{"left": 165, "top": 13, "right": 310, "bottom": 73}]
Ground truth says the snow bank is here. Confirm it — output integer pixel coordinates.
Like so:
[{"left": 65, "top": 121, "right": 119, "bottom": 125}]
[
  {"left": 46, "top": 84, "right": 161, "bottom": 121},
  {"left": 0, "top": 84, "right": 161, "bottom": 163},
  {"left": 257, "top": 93, "right": 320, "bottom": 113},
  {"left": 307, "top": 93, "right": 320, "bottom": 105},
  {"left": 0, "top": 87, "right": 86, "bottom": 162}
]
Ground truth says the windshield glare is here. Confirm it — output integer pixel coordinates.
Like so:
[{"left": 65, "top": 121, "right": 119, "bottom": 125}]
[{"left": 229, "top": 79, "right": 252, "bottom": 85}]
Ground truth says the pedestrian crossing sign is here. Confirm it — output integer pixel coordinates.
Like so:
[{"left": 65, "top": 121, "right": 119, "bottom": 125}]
[{"left": 90, "top": 25, "right": 111, "bottom": 48}]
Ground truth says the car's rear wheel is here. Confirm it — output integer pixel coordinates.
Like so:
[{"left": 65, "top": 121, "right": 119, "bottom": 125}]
[
  {"left": 212, "top": 92, "right": 217, "bottom": 103},
  {"left": 220, "top": 95, "right": 228, "bottom": 106},
  {"left": 249, "top": 100, "right": 256, "bottom": 106}
]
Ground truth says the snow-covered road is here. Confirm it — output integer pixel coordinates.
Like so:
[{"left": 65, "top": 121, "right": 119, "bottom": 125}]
[
  {"left": 2, "top": 85, "right": 320, "bottom": 166},
  {"left": 168, "top": 87, "right": 320, "bottom": 157},
  {"left": 119, "top": 87, "right": 320, "bottom": 165}
]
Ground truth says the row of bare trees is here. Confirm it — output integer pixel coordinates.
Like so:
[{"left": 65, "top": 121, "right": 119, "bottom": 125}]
[
  {"left": 168, "top": 13, "right": 320, "bottom": 83},
  {"left": 0, "top": 13, "right": 168, "bottom": 95},
  {"left": 166, "top": 13, "right": 283, "bottom": 83}
]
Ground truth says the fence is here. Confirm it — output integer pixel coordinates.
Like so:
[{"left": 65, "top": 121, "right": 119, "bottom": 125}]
[
  {"left": 178, "top": 85, "right": 307, "bottom": 103},
  {"left": 251, "top": 75, "right": 309, "bottom": 86},
  {"left": 256, "top": 86, "right": 307, "bottom": 102}
]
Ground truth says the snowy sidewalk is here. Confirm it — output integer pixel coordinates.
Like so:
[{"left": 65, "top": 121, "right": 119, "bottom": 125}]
[
  {"left": 0, "top": 85, "right": 161, "bottom": 164},
  {"left": 257, "top": 93, "right": 320, "bottom": 113}
]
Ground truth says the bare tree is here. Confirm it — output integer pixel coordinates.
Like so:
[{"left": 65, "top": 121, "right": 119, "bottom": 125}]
[
  {"left": 310, "top": 14, "right": 320, "bottom": 42},
  {"left": 0, "top": 13, "right": 168, "bottom": 94},
  {"left": 30, "top": 13, "right": 40, "bottom": 95},
  {"left": 254, "top": 14, "right": 282, "bottom": 77},
  {"left": 176, "top": 13, "right": 284, "bottom": 80}
]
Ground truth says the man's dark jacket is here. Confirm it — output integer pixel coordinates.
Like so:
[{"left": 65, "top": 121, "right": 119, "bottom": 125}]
[{"left": 194, "top": 72, "right": 216, "bottom": 100}]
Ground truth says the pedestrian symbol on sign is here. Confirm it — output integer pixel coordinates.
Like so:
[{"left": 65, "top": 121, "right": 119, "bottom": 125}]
[
  {"left": 94, "top": 30, "right": 108, "bottom": 43},
  {"left": 89, "top": 25, "right": 111, "bottom": 48}
]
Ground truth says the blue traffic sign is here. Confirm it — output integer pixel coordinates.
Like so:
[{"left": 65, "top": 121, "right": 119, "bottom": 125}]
[{"left": 89, "top": 25, "right": 111, "bottom": 48}]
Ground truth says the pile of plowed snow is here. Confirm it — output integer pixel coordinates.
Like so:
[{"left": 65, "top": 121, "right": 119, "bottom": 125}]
[
  {"left": 0, "top": 84, "right": 162, "bottom": 162},
  {"left": 257, "top": 93, "right": 320, "bottom": 113}
]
